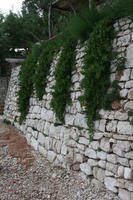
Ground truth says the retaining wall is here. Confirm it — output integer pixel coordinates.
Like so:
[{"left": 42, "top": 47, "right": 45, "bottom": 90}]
[{"left": 3, "top": 18, "right": 133, "bottom": 199}]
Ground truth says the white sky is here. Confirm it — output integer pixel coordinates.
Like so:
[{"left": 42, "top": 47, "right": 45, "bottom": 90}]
[{"left": 0, "top": 0, "right": 23, "bottom": 15}]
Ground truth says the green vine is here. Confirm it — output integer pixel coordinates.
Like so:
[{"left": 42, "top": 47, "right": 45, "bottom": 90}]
[
  {"left": 80, "top": 20, "right": 118, "bottom": 140},
  {"left": 51, "top": 39, "right": 76, "bottom": 123},
  {"left": 34, "top": 40, "right": 57, "bottom": 100},
  {"left": 18, "top": 44, "right": 41, "bottom": 123}
]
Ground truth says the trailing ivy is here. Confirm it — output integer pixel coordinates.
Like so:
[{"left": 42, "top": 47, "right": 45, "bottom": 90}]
[
  {"left": 34, "top": 40, "right": 57, "bottom": 100},
  {"left": 18, "top": 44, "right": 42, "bottom": 123},
  {"left": 51, "top": 39, "right": 76, "bottom": 123},
  {"left": 80, "top": 20, "right": 116, "bottom": 140}
]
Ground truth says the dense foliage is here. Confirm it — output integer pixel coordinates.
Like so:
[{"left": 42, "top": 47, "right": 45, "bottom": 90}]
[
  {"left": 18, "top": 44, "right": 42, "bottom": 123},
  {"left": 34, "top": 40, "right": 56, "bottom": 100},
  {"left": 51, "top": 39, "right": 76, "bottom": 123}
]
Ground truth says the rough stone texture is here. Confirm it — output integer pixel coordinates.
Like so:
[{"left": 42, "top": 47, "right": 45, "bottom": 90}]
[
  {"left": 0, "top": 77, "right": 8, "bottom": 114},
  {"left": 3, "top": 18, "right": 133, "bottom": 198}
]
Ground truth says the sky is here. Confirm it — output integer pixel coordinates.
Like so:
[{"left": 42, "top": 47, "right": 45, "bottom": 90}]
[{"left": 0, "top": 0, "right": 23, "bottom": 15}]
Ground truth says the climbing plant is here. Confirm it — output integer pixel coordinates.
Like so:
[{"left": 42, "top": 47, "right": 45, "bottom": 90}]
[
  {"left": 51, "top": 39, "right": 76, "bottom": 123},
  {"left": 80, "top": 20, "right": 117, "bottom": 140},
  {"left": 18, "top": 44, "right": 42, "bottom": 123},
  {"left": 34, "top": 40, "right": 57, "bottom": 100}
]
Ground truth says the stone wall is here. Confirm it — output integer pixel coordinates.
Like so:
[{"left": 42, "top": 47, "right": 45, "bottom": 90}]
[
  {"left": 0, "top": 77, "right": 8, "bottom": 114},
  {"left": 3, "top": 18, "right": 133, "bottom": 199}
]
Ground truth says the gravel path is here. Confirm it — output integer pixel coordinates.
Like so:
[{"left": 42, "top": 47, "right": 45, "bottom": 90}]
[{"left": 0, "top": 120, "right": 120, "bottom": 200}]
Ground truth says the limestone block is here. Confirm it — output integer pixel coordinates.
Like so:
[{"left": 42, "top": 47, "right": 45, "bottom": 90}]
[
  {"left": 100, "top": 138, "right": 110, "bottom": 153},
  {"left": 106, "top": 170, "right": 115, "bottom": 177},
  {"left": 93, "top": 132, "right": 104, "bottom": 140},
  {"left": 99, "top": 120, "right": 106, "bottom": 132},
  {"left": 118, "top": 166, "right": 124, "bottom": 177},
  {"left": 74, "top": 113, "right": 88, "bottom": 129},
  {"left": 125, "top": 151, "right": 133, "bottom": 159},
  {"left": 31, "top": 137, "right": 38, "bottom": 151},
  {"left": 104, "top": 177, "right": 117, "bottom": 193},
  {"left": 120, "top": 69, "right": 131, "bottom": 81},
  {"left": 116, "top": 178, "right": 125, "bottom": 189},
  {"left": 85, "top": 148, "right": 97, "bottom": 159},
  {"left": 97, "top": 151, "right": 107, "bottom": 160},
  {"left": 61, "top": 144, "right": 68, "bottom": 155},
  {"left": 117, "top": 34, "right": 130, "bottom": 47},
  {"left": 125, "top": 181, "right": 133, "bottom": 192},
  {"left": 88, "top": 159, "right": 98, "bottom": 167},
  {"left": 125, "top": 80, "right": 133, "bottom": 88},
  {"left": 107, "top": 154, "right": 117, "bottom": 164},
  {"left": 118, "top": 189, "right": 131, "bottom": 200},
  {"left": 126, "top": 43, "right": 133, "bottom": 68},
  {"left": 114, "top": 111, "right": 128, "bottom": 121},
  {"left": 117, "top": 157, "right": 129, "bottom": 167},
  {"left": 38, "top": 145, "right": 47, "bottom": 157},
  {"left": 93, "top": 167, "right": 105, "bottom": 183},
  {"left": 106, "top": 162, "right": 118, "bottom": 174},
  {"left": 124, "top": 168, "right": 133, "bottom": 180},
  {"left": 32, "top": 106, "right": 41, "bottom": 114},
  {"left": 47, "top": 151, "right": 56, "bottom": 162},
  {"left": 131, "top": 69, "right": 133, "bottom": 79},
  {"left": 80, "top": 163, "right": 92, "bottom": 176},
  {"left": 64, "top": 114, "right": 74, "bottom": 126},
  {"left": 98, "top": 160, "right": 106, "bottom": 169},
  {"left": 78, "top": 137, "right": 89, "bottom": 146},
  {"left": 38, "top": 132, "right": 45, "bottom": 145},
  {"left": 67, "top": 139, "right": 77, "bottom": 148},
  {"left": 43, "top": 122, "right": 50, "bottom": 135},
  {"left": 124, "top": 101, "right": 133, "bottom": 111},
  {"left": 70, "top": 128, "right": 79, "bottom": 141},
  {"left": 128, "top": 89, "right": 133, "bottom": 100},
  {"left": 120, "top": 89, "right": 128, "bottom": 98},
  {"left": 130, "top": 160, "right": 133, "bottom": 169},
  {"left": 74, "top": 154, "right": 83, "bottom": 163},
  {"left": 117, "top": 122, "right": 133, "bottom": 135},
  {"left": 90, "top": 141, "right": 99, "bottom": 150},
  {"left": 106, "top": 120, "right": 117, "bottom": 132}
]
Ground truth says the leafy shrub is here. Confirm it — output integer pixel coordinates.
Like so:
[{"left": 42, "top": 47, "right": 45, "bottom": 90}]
[{"left": 51, "top": 39, "right": 76, "bottom": 123}]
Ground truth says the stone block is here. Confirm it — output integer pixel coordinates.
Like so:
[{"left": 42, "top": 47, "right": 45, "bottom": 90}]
[
  {"left": 128, "top": 89, "right": 133, "bottom": 100},
  {"left": 88, "top": 159, "right": 98, "bottom": 167},
  {"left": 97, "top": 151, "right": 107, "bottom": 160},
  {"left": 61, "top": 144, "right": 67, "bottom": 155},
  {"left": 125, "top": 81, "right": 133, "bottom": 88},
  {"left": 90, "top": 141, "right": 99, "bottom": 150},
  {"left": 118, "top": 189, "right": 131, "bottom": 200},
  {"left": 118, "top": 166, "right": 124, "bottom": 178},
  {"left": 38, "top": 132, "right": 45, "bottom": 145},
  {"left": 78, "top": 137, "right": 89, "bottom": 146},
  {"left": 106, "top": 120, "right": 117, "bottom": 132},
  {"left": 80, "top": 163, "right": 92, "bottom": 176},
  {"left": 124, "top": 101, "right": 133, "bottom": 111},
  {"left": 38, "top": 145, "right": 47, "bottom": 157},
  {"left": 47, "top": 151, "right": 56, "bottom": 162},
  {"left": 117, "top": 157, "right": 129, "bottom": 167},
  {"left": 100, "top": 138, "right": 110, "bottom": 153},
  {"left": 126, "top": 43, "right": 133, "bottom": 68},
  {"left": 85, "top": 148, "right": 97, "bottom": 159},
  {"left": 106, "top": 162, "right": 118, "bottom": 174},
  {"left": 104, "top": 177, "right": 117, "bottom": 193},
  {"left": 107, "top": 154, "right": 117, "bottom": 164},
  {"left": 117, "top": 122, "right": 133, "bottom": 135},
  {"left": 124, "top": 168, "right": 133, "bottom": 180},
  {"left": 98, "top": 160, "right": 106, "bottom": 169},
  {"left": 93, "top": 167, "right": 105, "bottom": 183}
]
